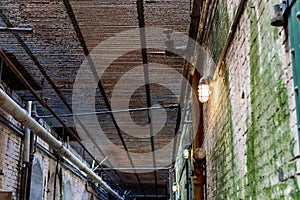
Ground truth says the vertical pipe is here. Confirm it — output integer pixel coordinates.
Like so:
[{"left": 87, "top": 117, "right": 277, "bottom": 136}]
[
  {"left": 25, "top": 104, "right": 36, "bottom": 200},
  {"left": 186, "top": 160, "right": 190, "bottom": 200},
  {"left": 19, "top": 150, "right": 26, "bottom": 200},
  {"left": 173, "top": 169, "right": 177, "bottom": 200},
  {"left": 23, "top": 102, "right": 32, "bottom": 163},
  {"left": 20, "top": 101, "right": 32, "bottom": 200},
  {"left": 193, "top": 161, "right": 205, "bottom": 200},
  {"left": 191, "top": 69, "right": 206, "bottom": 200},
  {"left": 169, "top": 172, "right": 173, "bottom": 200},
  {"left": 186, "top": 0, "right": 202, "bottom": 58},
  {"left": 53, "top": 156, "right": 59, "bottom": 200}
]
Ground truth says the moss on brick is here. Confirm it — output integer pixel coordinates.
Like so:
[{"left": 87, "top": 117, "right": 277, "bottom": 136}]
[
  {"left": 246, "top": 4, "right": 259, "bottom": 198},
  {"left": 273, "top": 28, "right": 279, "bottom": 42},
  {"left": 207, "top": 0, "right": 230, "bottom": 63},
  {"left": 204, "top": 0, "right": 300, "bottom": 199},
  {"left": 247, "top": 0, "right": 300, "bottom": 199},
  {"left": 209, "top": 63, "right": 243, "bottom": 199}
]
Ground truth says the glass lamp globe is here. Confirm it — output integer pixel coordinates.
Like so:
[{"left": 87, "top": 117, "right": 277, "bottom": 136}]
[{"left": 198, "top": 83, "right": 210, "bottom": 103}]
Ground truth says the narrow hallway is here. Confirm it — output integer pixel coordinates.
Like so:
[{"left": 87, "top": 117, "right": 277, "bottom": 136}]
[{"left": 0, "top": 0, "right": 299, "bottom": 200}]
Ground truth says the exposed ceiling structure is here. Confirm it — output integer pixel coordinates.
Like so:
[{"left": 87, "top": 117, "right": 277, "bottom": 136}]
[{"left": 0, "top": 0, "right": 192, "bottom": 199}]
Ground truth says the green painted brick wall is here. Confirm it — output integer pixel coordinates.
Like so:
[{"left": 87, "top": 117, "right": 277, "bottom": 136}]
[
  {"left": 207, "top": 0, "right": 230, "bottom": 64},
  {"left": 202, "top": 0, "right": 300, "bottom": 199}
]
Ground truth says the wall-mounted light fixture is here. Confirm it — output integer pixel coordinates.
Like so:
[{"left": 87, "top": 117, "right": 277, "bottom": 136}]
[
  {"left": 183, "top": 144, "right": 191, "bottom": 160},
  {"left": 271, "top": 0, "right": 292, "bottom": 27},
  {"left": 183, "top": 148, "right": 190, "bottom": 160},
  {"left": 271, "top": 3, "right": 285, "bottom": 27},
  {"left": 172, "top": 182, "right": 179, "bottom": 192},
  {"left": 198, "top": 76, "right": 212, "bottom": 103}
]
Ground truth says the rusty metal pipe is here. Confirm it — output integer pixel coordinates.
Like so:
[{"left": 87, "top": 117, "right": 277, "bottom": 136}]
[
  {"left": 214, "top": 0, "right": 248, "bottom": 78},
  {"left": 197, "top": 0, "right": 210, "bottom": 44}
]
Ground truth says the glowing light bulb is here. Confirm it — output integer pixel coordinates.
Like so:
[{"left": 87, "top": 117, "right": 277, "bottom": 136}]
[{"left": 198, "top": 83, "right": 210, "bottom": 103}]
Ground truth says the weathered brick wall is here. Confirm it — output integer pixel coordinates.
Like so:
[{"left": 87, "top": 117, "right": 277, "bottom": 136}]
[
  {"left": 32, "top": 148, "right": 103, "bottom": 200},
  {"left": 206, "top": 0, "right": 230, "bottom": 64},
  {"left": 176, "top": 123, "right": 193, "bottom": 199},
  {"left": 175, "top": 105, "right": 194, "bottom": 200},
  {"left": 0, "top": 110, "right": 104, "bottom": 200},
  {"left": 0, "top": 121, "right": 22, "bottom": 200},
  {"left": 203, "top": 0, "right": 300, "bottom": 199}
]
